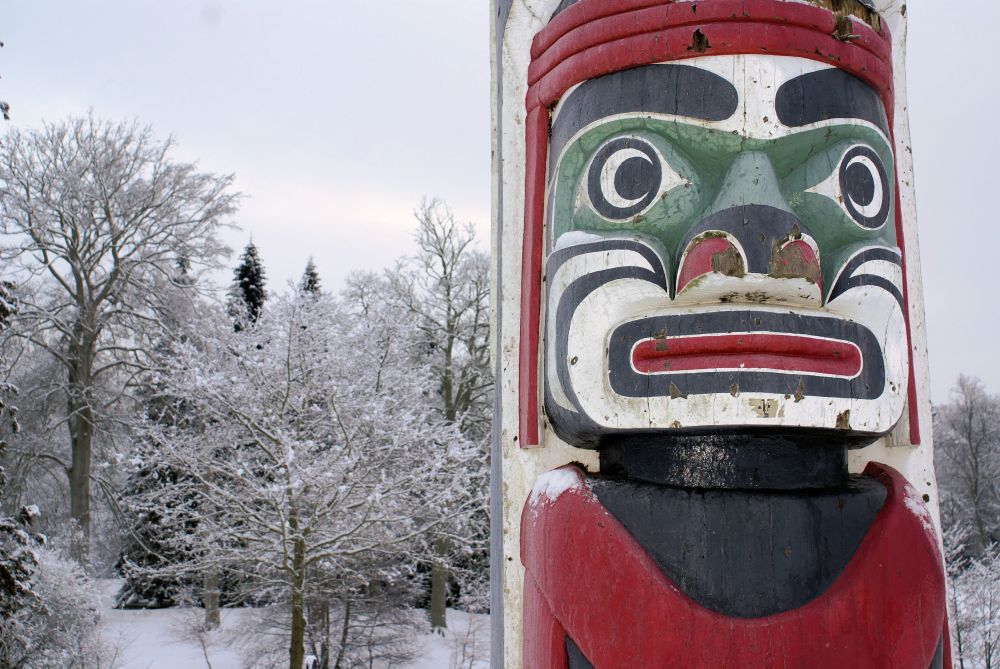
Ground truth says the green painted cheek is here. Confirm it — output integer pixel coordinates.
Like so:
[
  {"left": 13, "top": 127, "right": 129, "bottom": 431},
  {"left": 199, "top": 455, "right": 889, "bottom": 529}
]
[
  {"left": 551, "top": 120, "right": 898, "bottom": 295},
  {"left": 790, "top": 193, "right": 897, "bottom": 291}
]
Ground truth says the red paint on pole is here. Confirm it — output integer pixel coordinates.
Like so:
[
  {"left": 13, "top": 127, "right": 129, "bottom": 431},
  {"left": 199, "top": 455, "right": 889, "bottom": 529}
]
[
  {"left": 676, "top": 237, "right": 736, "bottom": 293},
  {"left": 631, "top": 333, "right": 863, "bottom": 377},
  {"left": 518, "top": 107, "right": 549, "bottom": 447},
  {"left": 522, "top": 464, "right": 946, "bottom": 668}
]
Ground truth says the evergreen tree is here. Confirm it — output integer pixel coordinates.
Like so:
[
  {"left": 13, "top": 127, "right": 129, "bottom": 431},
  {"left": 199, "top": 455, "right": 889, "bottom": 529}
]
[
  {"left": 228, "top": 241, "right": 268, "bottom": 328},
  {"left": 300, "top": 257, "right": 321, "bottom": 295},
  {"left": 0, "top": 280, "right": 43, "bottom": 665},
  {"left": 114, "top": 444, "right": 199, "bottom": 609}
]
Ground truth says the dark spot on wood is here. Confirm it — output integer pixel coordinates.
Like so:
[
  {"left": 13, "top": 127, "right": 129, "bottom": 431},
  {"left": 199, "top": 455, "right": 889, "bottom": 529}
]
[
  {"left": 770, "top": 241, "right": 820, "bottom": 284},
  {"left": 689, "top": 29, "right": 710, "bottom": 53},
  {"left": 832, "top": 15, "right": 859, "bottom": 41},
  {"left": 730, "top": 383, "right": 740, "bottom": 397},
  {"left": 669, "top": 383, "right": 688, "bottom": 400},
  {"left": 712, "top": 244, "right": 746, "bottom": 278},
  {"left": 794, "top": 378, "right": 806, "bottom": 403},
  {"left": 923, "top": 494, "right": 931, "bottom": 503},
  {"left": 803, "top": 0, "right": 881, "bottom": 31},
  {"left": 835, "top": 410, "right": 851, "bottom": 430}
]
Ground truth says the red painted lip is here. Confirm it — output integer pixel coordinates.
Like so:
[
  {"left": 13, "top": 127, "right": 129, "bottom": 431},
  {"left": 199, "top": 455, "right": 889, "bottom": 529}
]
[{"left": 631, "top": 333, "right": 863, "bottom": 378}]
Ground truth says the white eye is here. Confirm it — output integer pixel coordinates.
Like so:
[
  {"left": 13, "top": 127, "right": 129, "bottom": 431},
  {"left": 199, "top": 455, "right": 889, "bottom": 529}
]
[
  {"left": 586, "top": 137, "right": 684, "bottom": 220},
  {"left": 807, "top": 144, "right": 892, "bottom": 229},
  {"left": 840, "top": 148, "right": 889, "bottom": 226}
]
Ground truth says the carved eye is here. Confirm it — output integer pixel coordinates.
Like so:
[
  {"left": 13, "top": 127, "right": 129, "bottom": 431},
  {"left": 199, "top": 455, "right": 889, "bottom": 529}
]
[
  {"left": 838, "top": 146, "right": 890, "bottom": 229},
  {"left": 587, "top": 137, "right": 674, "bottom": 220}
]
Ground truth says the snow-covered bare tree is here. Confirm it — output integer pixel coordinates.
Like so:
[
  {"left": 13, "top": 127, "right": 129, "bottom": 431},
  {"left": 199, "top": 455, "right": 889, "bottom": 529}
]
[
  {"left": 0, "top": 114, "right": 239, "bottom": 559},
  {"left": 388, "top": 199, "right": 491, "bottom": 438},
  {"left": 946, "top": 523, "right": 1000, "bottom": 669},
  {"left": 935, "top": 375, "right": 1000, "bottom": 555},
  {"left": 138, "top": 287, "right": 479, "bottom": 669},
  {"left": 382, "top": 198, "right": 492, "bottom": 628}
]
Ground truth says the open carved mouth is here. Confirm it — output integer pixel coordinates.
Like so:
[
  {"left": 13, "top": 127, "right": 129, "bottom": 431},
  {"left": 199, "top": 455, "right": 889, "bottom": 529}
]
[
  {"left": 606, "top": 311, "right": 884, "bottom": 400},
  {"left": 631, "top": 333, "right": 863, "bottom": 379}
]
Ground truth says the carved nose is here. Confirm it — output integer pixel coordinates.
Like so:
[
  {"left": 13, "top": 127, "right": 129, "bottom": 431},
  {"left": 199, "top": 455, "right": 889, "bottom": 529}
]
[{"left": 675, "top": 206, "right": 822, "bottom": 304}]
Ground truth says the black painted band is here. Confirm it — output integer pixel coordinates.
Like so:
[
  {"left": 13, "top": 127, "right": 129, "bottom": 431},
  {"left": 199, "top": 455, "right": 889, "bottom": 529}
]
[
  {"left": 590, "top": 472, "right": 887, "bottom": 617},
  {"left": 828, "top": 246, "right": 903, "bottom": 309},
  {"left": 599, "top": 433, "right": 849, "bottom": 489}
]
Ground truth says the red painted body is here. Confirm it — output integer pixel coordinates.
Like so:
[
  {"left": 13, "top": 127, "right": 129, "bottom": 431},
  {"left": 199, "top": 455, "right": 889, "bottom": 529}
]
[
  {"left": 522, "top": 463, "right": 947, "bottom": 668},
  {"left": 515, "top": 0, "right": 925, "bottom": 446}
]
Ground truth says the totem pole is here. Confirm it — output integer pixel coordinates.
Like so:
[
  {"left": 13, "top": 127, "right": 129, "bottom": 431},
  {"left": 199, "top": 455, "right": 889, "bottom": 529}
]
[{"left": 491, "top": 0, "right": 948, "bottom": 667}]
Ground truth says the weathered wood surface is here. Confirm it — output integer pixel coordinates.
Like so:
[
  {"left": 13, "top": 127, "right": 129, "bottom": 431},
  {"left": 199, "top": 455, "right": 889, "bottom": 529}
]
[{"left": 491, "top": 1, "right": 944, "bottom": 667}]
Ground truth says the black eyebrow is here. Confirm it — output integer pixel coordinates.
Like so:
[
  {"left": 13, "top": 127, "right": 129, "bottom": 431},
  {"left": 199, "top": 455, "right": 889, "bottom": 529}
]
[
  {"left": 775, "top": 68, "right": 889, "bottom": 136},
  {"left": 549, "top": 64, "right": 739, "bottom": 173}
]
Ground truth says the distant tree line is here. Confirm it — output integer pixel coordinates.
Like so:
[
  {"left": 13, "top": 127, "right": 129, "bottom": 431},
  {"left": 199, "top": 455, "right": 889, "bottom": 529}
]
[{"left": 936, "top": 375, "right": 1000, "bottom": 669}]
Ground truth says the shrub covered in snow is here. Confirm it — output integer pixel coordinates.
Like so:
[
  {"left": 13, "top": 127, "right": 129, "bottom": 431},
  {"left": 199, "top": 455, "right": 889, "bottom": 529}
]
[{"left": 2, "top": 546, "right": 120, "bottom": 668}]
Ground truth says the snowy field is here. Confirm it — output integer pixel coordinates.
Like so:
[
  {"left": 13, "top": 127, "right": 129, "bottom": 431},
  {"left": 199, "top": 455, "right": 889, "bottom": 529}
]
[{"left": 99, "top": 582, "right": 490, "bottom": 669}]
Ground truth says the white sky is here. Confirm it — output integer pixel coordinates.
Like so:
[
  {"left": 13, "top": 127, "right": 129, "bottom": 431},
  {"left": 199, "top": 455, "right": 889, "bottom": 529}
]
[{"left": 2, "top": 1, "right": 996, "bottom": 404}]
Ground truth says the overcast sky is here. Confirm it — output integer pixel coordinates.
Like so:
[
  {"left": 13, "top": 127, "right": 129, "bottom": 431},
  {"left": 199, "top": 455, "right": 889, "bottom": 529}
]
[{"left": 2, "top": 1, "right": 996, "bottom": 404}]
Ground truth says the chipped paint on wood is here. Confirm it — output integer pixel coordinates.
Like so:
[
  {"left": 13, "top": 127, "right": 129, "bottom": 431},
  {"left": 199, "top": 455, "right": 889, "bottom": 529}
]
[{"left": 491, "top": 0, "right": 946, "bottom": 666}]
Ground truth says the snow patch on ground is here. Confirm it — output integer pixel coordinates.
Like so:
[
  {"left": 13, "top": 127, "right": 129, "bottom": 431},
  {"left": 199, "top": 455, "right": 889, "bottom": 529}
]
[
  {"left": 98, "top": 580, "right": 489, "bottom": 669},
  {"left": 529, "top": 468, "right": 583, "bottom": 507}
]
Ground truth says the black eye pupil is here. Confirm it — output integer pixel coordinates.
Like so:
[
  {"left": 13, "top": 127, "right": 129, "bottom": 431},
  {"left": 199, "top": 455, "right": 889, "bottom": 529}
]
[
  {"left": 615, "top": 156, "right": 657, "bottom": 201},
  {"left": 837, "top": 145, "right": 890, "bottom": 229},
  {"left": 843, "top": 162, "right": 876, "bottom": 206},
  {"left": 587, "top": 137, "right": 663, "bottom": 220}
]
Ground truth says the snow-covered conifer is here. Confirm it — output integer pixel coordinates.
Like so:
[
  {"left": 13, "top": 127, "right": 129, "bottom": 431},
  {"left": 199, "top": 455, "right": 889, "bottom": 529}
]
[
  {"left": 299, "top": 258, "right": 321, "bottom": 295},
  {"left": 228, "top": 241, "right": 268, "bottom": 328}
]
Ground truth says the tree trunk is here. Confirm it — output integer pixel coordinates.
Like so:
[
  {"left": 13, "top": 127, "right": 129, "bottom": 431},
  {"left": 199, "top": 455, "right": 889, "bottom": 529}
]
[
  {"left": 318, "top": 599, "right": 331, "bottom": 669},
  {"left": 203, "top": 569, "right": 221, "bottom": 630},
  {"left": 67, "top": 410, "right": 93, "bottom": 561},
  {"left": 307, "top": 597, "right": 331, "bottom": 669},
  {"left": 333, "top": 599, "right": 352, "bottom": 669},
  {"left": 289, "top": 536, "right": 307, "bottom": 669},
  {"left": 430, "top": 537, "right": 449, "bottom": 631},
  {"left": 67, "top": 327, "right": 96, "bottom": 562}
]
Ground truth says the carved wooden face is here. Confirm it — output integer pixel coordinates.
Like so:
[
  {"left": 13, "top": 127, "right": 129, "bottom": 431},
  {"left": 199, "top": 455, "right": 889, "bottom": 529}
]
[{"left": 543, "top": 55, "right": 907, "bottom": 448}]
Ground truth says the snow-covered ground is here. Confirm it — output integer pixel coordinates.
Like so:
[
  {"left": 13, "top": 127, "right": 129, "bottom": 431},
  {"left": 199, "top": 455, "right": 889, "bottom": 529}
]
[{"left": 99, "top": 581, "right": 490, "bottom": 669}]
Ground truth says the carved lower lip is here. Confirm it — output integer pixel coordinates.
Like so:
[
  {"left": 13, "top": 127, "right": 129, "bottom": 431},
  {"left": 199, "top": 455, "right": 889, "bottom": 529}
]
[{"left": 631, "top": 333, "right": 863, "bottom": 378}]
